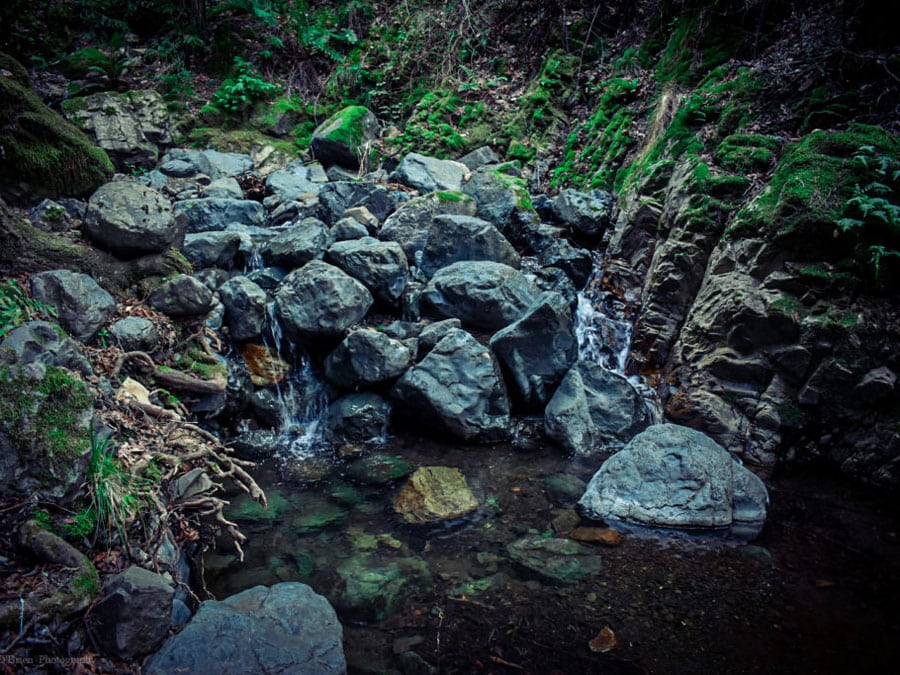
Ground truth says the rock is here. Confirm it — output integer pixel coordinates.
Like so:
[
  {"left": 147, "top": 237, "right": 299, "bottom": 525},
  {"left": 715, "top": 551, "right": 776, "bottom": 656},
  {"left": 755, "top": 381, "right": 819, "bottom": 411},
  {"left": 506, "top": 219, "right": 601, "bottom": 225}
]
[
  {"left": 240, "top": 344, "right": 289, "bottom": 386},
  {"left": 331, "top": 554, "right": 430, "bottom": 622},
  {"left": 174, "top": 197, "right": 266, "bottom": 233},
  {"left": 458, "top": 145, "right": 501, "bottom": 170},
  {"left": 202, "top": 149, "right": 254, "bottom": 179},
  {"left": 538, "top": 239, "right": 594, "bottom": 289},
  {"left": 182, "top": 231, "right": 242, "bottom": 269},
  {"left": 219, "top": 277, "right": 268, "bottom": 342},
  {"left": 853, "top": 366, "right": 896, "bottom": 406},
  {"left": 420, "top": 261, "right": 537, "bottom": 332},
  {"left": 0, "top": 52, "right": 113, "bottom": 202},
  {"left": 569, "top": 527, "right": 624, "bottom": 546},
  {"left": 322, "top": 393, "right": 391, "bottom": 445},
  {"left": 317, "top": 181, "right": 399, "bottom": 225},
  {"left": 108, "top": 317, "right": 157, "bottom": 352},
  {"left": 265, "top": 166, "right": 320, "bottom": 206},
  {"left": 489, "top": 292, "right": 578, "bottom": 409},
  {"left": 379, "top": 191, "right": 477, "bottom": 263},
  {"left": 230, "top": 429, "right": 279, "bottom": 461},
  {"left": 578, "top": 424, "right": 769, "bottom": 538},
  {"left": 544, "top": 361, "right": 651, "bottom": 455},
  {"left": 83, "top": 180, "right": 183, "bottom": 256},
  {"left": 551, "top": 188, "right": 613, "bottom": 238},
  {"left": 345, "top": 454, "right": 411, "bottom": 485},
  {"left": 390, "top": 152, "right": 470, "bottom": 193},
  {"left": 274, "top": 261, "right": 373, "bottom": 340},
  {"left": 393, "top": 466, "right": 479, "bottom": 524},
  {"left": 158, "top": 149, "right": 214, "bottom": 177},
  {"left": 204, "top": 176, "right": 244, "bottom": 199},
  {"left": 145, "top": 583, "right": 346, "bottom": 675},
  {"left": 419, "top": 214, "right": 520, "bottom": 278},
  {"left": 310, "top": 106, "right": 380, "bottom": 169},
  {"left": 326, "top": 238, "right": 409, "bottom": 306},
  {"left": 150, "top": 274, "right": 215, "bottom": 317},
  {"left": 62, "top": 89, "right": 174, "bottom": 169},
  {"left": 416, "top": 318, "right": 462, "bottom": 356},
  {"left": 87, "top": 566, "right": 174, "bottom": 659},
  {"left": 0, "top": 320, "right": 92, "bottom": 375},
  {"left": 392, "top": 328, "right": 510, "bottom": 442},
  {"left": 324, "top": 329, "right": 412, "bottom": 388},
  {"left": 331, "top": 217, "right": 370, "bottom": 241},
  {"left": 343, "top": 206, "right": 379, "bottom": 231},
  {"left": 259, "top": 217, "right": 330, "bottom": 269},
  {"left": 542, "top": 473, "right": 588, "bottom": 508},
  {"left": 29, "top": 198, "right": 73, "bottom": 232},
  {"left": 506, "top": 535, "right": 603, "bottom": 584},
  {"left": 461, "top": 164, "right": 535, "bottom": 231},
  {"left": 28, "top": 270, "right": 116, "bottom": 342}
]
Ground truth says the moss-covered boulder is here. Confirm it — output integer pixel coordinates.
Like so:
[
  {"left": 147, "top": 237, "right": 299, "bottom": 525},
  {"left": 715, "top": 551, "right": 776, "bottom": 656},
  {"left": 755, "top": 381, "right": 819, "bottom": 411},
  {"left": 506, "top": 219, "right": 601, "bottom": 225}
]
[
  {"left": 310, "top": 105, "right": 379, "bottom": 170},
  {"left": 0, "top": 52, "right": 113, "bottom": 204}
]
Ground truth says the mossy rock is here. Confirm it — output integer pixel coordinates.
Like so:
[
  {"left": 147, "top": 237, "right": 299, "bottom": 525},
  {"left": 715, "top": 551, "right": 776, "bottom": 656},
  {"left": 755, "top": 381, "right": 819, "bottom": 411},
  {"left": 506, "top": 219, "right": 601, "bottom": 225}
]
[
  {"left": 716, "top": 134, "right": 782, "bottom": 173},
  {"left": 310, "top": 105, "right": 379, "bottom": 170},
  {"left": 344, "top": 454, "right": 411, "bottom": 486},
  {"left": 0, "top": 52, "right": 113, "bottom": 204}
]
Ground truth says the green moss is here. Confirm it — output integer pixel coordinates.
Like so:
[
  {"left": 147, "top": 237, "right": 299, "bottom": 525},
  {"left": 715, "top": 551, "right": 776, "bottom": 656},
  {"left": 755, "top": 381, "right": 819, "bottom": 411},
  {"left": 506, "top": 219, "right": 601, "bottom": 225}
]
[
  {"left": 435, "top": 190, "right": 470, "bottom": 203},
  {"left": 60, "top": 47, "right": 114, "bottom": 78},
  {"left": 716, "top": 134, "right": 782, "bottom": 173}
]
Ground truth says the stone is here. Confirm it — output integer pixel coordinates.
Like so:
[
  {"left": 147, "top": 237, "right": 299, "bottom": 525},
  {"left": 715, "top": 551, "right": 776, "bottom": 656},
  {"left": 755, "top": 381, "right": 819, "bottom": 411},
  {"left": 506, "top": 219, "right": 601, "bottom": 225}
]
[
  {"left": 853, "top": 366, "right": 896, "bottom": 406},
  {"left": 379, "top": 191, "right": 477, "bottom": 263},
  {"left": 538, "top": 239, "right": 594, "bottom": 289},
  {"left": 144, "top": 583, "right": 346, "bottom": 675},
  {"left": 393, "top": 466, "right": 479, "bottom": 524},
  {"left": 174, "top": 197, "right": 266, "bottom": 233},
  {"left": 241, "top": 344, "right": 290, "bottom": 386},
  {"left": 310, "top": 106, "right": 380, "bottom": 169},
  {"left": 87, "top": 566, "right": 174, "bottom": 659},
  {"left": 458, "top": 145, "right": 501, "bottom": 170},
  {"left": 326, "top": 238, "right": 409, "bottom": 306},
  {"left": 568, "top": 527, "right": 624, "bottom": 546},
  {"left": 274, "top": 261, "right": 373, "bottom": 340},
  {"left": 345, "top": 454, "right": 411, "bottom": 485},
  {"left": 260, "top": 217, "right": 331, "bottom": 269},
  {"left": 390, "top": 152, "right": 470, "bottom": 193},
  {"left": 219, "top": 277, "right": 268, "bottom": 342},
  {"left": 551, "top": 188, "right": 614, "bottom": 238},
  {"left": 506, "top": 536, "right": 603, "bottom": 584},
  {"left": 108, "top": 317, "right": 157, "bottom": 352},
  {"left": 182, "top": 231, "right": 242, "bottom": 269},
  {"left": 202, "top": 149, "right": 254, "bottom": 179},
  {"left": 324, "top": 329, "right": 412, "bottom": 388},
  {"left": 460, "top": 164, "right": 535, "bottom": 231},
  {"left": 392, "top": 328, "right": 510, "bottom": 442},
  {"left": 0, "top": 320, "right": 92, "bottom": 375},
  {"left": 317, "top": 181, "right": 399, "bottom": 225},
  {"left": 331, "top": 554, "right": 430, "bottom": 622},
  {"left": 489, "top": 292, "right": 578, "bottom": 409},
  {"left": 29, "top": 198, "right": 73, "bottom": 232},
  {"left": 544, "top": 361, "right": 651, "bottom": 455},
  {"left": 149, "top": 274, "right": 215, "bottom": 317},
  {"left": 419, "top": 214, "right": 520, "bottom": 278},
  {"left": 578, "top": 424, "right": 769, "bottom": 538},
  {"left": 28, "top": 270, "right": 116, "bottom": 342},
  {"left": 322, "top": 393, "right": 391, "bottom": 445},
  {"left": 420, "top": 261, "right": 537, "bottom": 332},
  {"left": 330, "top": 217, "right": 370, "bottom": 241},
  {"left": 204, "top": 176, "right": 244, "bottom": 199},
  {"left": 264, "top": 166, "right": 320, "bottom": 206}
]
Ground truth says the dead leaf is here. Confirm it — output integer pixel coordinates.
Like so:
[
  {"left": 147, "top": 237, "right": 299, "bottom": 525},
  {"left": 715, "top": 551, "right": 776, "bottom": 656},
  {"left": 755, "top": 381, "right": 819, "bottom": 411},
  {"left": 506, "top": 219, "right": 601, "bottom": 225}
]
[{"left": 589, "top": 626, "right": 617, "bottom": 653}]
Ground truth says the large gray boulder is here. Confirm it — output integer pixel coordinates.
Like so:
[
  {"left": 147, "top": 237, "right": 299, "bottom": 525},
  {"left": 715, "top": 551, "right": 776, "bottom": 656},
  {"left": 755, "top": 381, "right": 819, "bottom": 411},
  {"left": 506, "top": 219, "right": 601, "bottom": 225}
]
[
  {"left": 259, "top": 218, "right": 331, "bottom": 269},
  {"left": 149, "top": 274, "right": 215, "bottom": 318},
  {"left": 392, "top": 328, "right": 510, "bottom": 442},
  {"left": 379, "top": 190, "right": 477, "bottom": 263},
  {"left": 317, "top": 181, "right": 398, "bottom": 225},
  {"left": 182, "top": 231, "right": 242, "bottom": 269},
  {"left": 28, "top": 270, "right": 116, "bottom": 342},
  {"left": 461, "top": 163, "right": 534, "bottom": 231},
  {"left": 326, "top": 238, "right": 409, "bottom": 306},
  {"left": 551, "top": 188, "right": 614, "bottom": 238},
  {"left": 145, "top": 582, "right": 346, "bottom": 675},
  {"left": 108, "top": 317, "right": 157, "bottom": 353},
  {"left": 264, "top": 167, "right": 321, "bottom": 209},
  {"left": 578, "top": 424, "right": 769, "bottom": 539},
  {"left": 323, "top": 393, "right": 392, "bottom": 445},
  {"left": 420, "top": 261, "right": 537, "bottom": 332},
  {"left": 419, "top": 214, "right": 520, "bottom": 278},
  {"left": 544, "top": 361, "right": 651, "bottom": 455},
  {"left": 324, "top": 329, "right": 412, "bottom": 388},
  {"left": 87, "top": 566, "right": 174, "bottom": 659},
  {"left": 274, "top": 261, "right": 373, "bottom": 340},
  {"left": 489, "top": 292, "right": 577, "bottom": 409},
  {"left": 174, "top": 197, "right": 266, "bottom": 233},
  {"left": 219, "top": 277, "right": 268, "bottom": 342},
  {"left": 0, "top": 320, "right": 92, "bottom": 375},
  {"left": 202, "top": 149, "right": 254, "bottom": 179},
  {"left": 84, "top": 180, "right": 182, "bottom": 256},
  {"left": 390, "top": 152, "right": 470, "bottom": 194}
]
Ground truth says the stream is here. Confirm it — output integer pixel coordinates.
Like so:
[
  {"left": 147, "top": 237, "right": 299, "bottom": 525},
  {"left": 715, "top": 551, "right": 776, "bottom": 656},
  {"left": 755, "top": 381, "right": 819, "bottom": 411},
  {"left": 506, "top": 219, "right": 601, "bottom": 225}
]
[{"left": 204, "top": 253, "right": 900, "bottom": 673}]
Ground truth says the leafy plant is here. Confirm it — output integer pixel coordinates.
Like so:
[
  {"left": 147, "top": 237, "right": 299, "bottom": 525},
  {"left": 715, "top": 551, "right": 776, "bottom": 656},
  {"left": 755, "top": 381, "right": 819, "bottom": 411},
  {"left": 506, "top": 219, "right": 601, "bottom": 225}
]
[
  {"left": 86, "top": 430, "right": 149, "bottom": 547},
  {"left": 209, "top": 57, "right": 281, "bottom": 115},
  {"left": 0, "top": 278, "right": 57, "bottom": 338}
]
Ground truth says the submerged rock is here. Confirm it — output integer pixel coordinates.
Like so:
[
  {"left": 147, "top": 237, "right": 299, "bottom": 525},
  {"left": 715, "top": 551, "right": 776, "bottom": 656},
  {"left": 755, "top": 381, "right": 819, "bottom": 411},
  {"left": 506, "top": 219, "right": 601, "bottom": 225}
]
[
  {"left": 331, "top": 554, "right": 430, "bottom": 622},
  {"left": 393, "top": 466, "right": 479, "bottom": 524},
  {"left": 578, "top": 424, "right": 769, "bottom": 539},
  {"left": 507, "top": 535, "right": 603, "bottom": 584}
]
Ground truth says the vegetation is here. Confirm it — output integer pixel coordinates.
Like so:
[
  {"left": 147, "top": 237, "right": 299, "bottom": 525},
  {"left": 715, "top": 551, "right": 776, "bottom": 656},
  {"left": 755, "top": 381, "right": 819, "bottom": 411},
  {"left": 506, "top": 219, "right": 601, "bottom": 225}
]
[{"left": 0, "top": 278, "right": 57, "bottom": 337}]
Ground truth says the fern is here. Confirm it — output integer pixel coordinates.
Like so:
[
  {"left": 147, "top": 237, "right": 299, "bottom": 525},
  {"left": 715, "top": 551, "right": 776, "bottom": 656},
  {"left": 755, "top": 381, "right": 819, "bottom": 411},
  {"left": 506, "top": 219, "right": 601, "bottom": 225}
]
[{"left": 0, "top": 279, "right": 57, "bottom": 338}]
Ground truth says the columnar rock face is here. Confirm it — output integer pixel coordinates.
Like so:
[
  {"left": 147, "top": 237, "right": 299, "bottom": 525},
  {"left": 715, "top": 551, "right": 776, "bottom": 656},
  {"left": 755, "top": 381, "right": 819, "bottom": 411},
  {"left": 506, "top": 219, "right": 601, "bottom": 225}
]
[
  {"left": 145, "top": 583, "right": 346, "bottom": 675},
  {"left": 84, "top": 180, "right": 182, "bottom": 255},
  {"left": 392, "top": 328, "right": 510, "bottom": 442},
  {"left": 579, "top": 424, "right": 769, "bottom": 539},
  {"left": 28, "top": 270, "right": 116, "bottom": 342}
]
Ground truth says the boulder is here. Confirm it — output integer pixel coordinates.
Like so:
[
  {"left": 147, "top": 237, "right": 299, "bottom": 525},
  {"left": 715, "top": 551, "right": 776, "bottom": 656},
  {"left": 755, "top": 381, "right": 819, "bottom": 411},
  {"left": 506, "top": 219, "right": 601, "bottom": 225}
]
[
  {"left": 264, "top": 166, "right": 320, "bottom": 207},
  {"left": 392, "top": 328, "right": 510, "bottom": 442},
  {"left": 158, "top": 149, "right": 214, "bottom": 178},
  {"left": 0, "top": 320, "right": 92, "bottom": 375},
  {"left": 182, "top": 231, "right": 242, "bottom": 269},
  {"left": 419, "top": 214, "right": 520, "bottom": 278},
  {"left": 202, "top": 149, "right": 254, "bottom": 179},
  {"left": 324, "top": 329, "right": 412, "bottom": 388},
  {"left": 310, "top": 106, "right": 380, "bottom": 169},
  {"left": 489, "top": 292, "right": 578, "bottom": 409},
  {"left": 331, "top": 555, "right": 429, "bottom": 623},
  {"left": 28, "top": 270, "right": 116, "bottom": 342},
  {"left": 108, "top": 317, "right": 157, "bottom": 352},
  {"left": 204, "top": 177, "right": 244, "bottom": 200},
  {"left": 82, "top": 180, "right": 182, "bottom": 256},
  {"left": 458, "top": 145, "right": 501, "bottom": 170},
  {"left": 174, "top": 198, "right": 266, "bottom": 233},
  {"left": 393, "top": 466, "right": 479, "bottom": 524},
  {"left": 317, "top": 181, "right": 398, "bottom": 225},
  {"left": 274, "top": 261, "right": 373, "bottom": 340},
  {"left": 578, "top": 424, "right": 769, "bottom": 539},
  {"left": 420, "top": 261, "right": 537, "bottom": 332},
  {"left": 538, "top": 239, "right": 594, "bottom": 289},
  {"left": 330, "top": 217, "right": 370, "bottom": 241},
  {"left": 379, "top": 191, "right": 477, "bottom": 263},
  {"left": 389, "top": 152, "right": 470, "bottom": 194},
  {"left": 219, "top": 277, "right": 268, "bottom": 342},
  {"left": 506, "top": 536, "right": 603, "bottom": 584},
  {"left": 87, "top": 566, "right": 174, "bottom": 659},
  {"left": 326, "top": 238, "right": 409, "bottom": 306},
  {"left": 461, "top": 164, "right": 535, "bottom": 231},
  {"left": 149, "top": 274, "right": 215, "bottom": 317},
  {"left": 260, "top": 218, "right": 331, "bottom": 268},
  {"left": 61, "top": 89, "right": 174, "bottom": 169},
  {"left": 544, "top": 361, "right": 651, "bottom": 455},
  {"left": 145, "top": 583, "right": 346, "bottom": 675},
  {"left": 322, "top": 393, "right": 392, "bottom": 445},
  {"left": 550, "top": 188, "right": 614, "bottom": 238}
]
